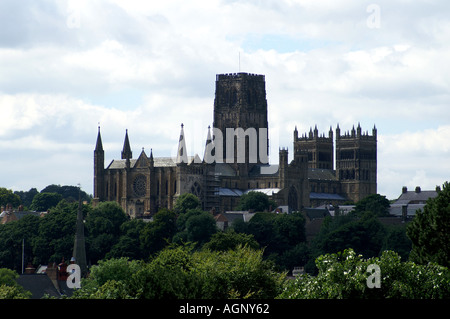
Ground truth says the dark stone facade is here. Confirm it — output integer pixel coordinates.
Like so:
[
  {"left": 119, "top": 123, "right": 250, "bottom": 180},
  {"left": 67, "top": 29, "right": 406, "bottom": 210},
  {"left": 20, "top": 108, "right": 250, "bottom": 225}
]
[{"left": 93, "top": 72, "right": 377, "bottom": 217}]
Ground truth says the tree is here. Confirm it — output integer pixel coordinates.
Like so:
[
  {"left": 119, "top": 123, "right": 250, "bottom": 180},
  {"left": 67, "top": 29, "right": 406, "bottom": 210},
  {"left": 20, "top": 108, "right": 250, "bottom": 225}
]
[
  {"left": 0, "top": 188, "right": 21, "bottom": 208},
  {"left": 14, "top": 188, "right": 38, "bottom": 209},
  {"left": 310, "top": 213, "right": 387, "bottom": 271},
  {"left": 41, "top": 184, "right": 91, "bottom": 203},
  {"left": 30, "top": 192, "right": 63, "bottom": 211},
  {"left": 0, "top": 214, "right": 41, "bottom": 271},
  {"left": 32, "top": 200, "right": 79, "bottom": 265},
  {"left": 237, "top": 191, "right": 277, "bottom": 212},
  {"left": 353, "top": 193, "right": 391, "bottom": 217},
  {"left": 85, "top": 202, "right": 129, "bottom": 264},
  {"left": 184, "top": 210, "right": 218, "bottom": 246},
  {"left": 407, "top": 182, "right": 450, "bottom": 267},
  {"left": 173, "top": 193, "right": 201, "bottom": 214},
  {"left": 279, "top": 248, "right": 450, "bottom": 299},
  {"left": 203, "top": 229, "right": 259, "bottom": 252},
  {"left": 107, "top": 219, "right": 146, "bottom": 260},
  {"left": 71, "top": 244, "right": 286, "bottom": 299},
  {"left": 0, "top": 268, "right": 31, "bottom": 299},
  {"left": 140, "top": 208, "right": 177, "bottom": 256}
]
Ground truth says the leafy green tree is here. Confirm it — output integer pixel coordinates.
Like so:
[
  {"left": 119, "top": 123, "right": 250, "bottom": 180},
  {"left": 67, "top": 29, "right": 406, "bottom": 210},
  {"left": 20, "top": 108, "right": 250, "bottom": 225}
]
[
  {"left": 30, "top": 192, "right": 63, "bottom": 211},
  {"left": 381, "top": 225, "right": 411, "bottom": 261},
  {"left": 234, "top": 212, "right": 307, "bottom": 264},
  {"left": 174, "top": 208, "right": 218, "bottom": 247},
  {"left": 279, "top": 248, "right": 450, "bottom": 299},
  {"left": 71, "top": 257, "right": 144, "bottom": 299},
  {"left": 32, "top": 200, "right": 79, "bottom": 265},
  {"left": 140, "top": 208, "right": 177, "bottom": 256},
  {"left": 14, "top": 188, "right": 38, "bottom": 209},
  {"left": 203, "top": 229, "right": 259, "bottom": 251},
  {"left": 0, "top": 214, "right": 41, "bottom": 271},
  {"left": 276, "top": 242, "right": 311, "bottom": 274},
  {"left": 173, "top": 193, "right": 201, "bottom": 214},
  {"left": 0, "top": 268, "right": 32, "bottom": 299},
  {"left": 311, "top": 213, "right": 386, "bottom": 262},
  {"left": 85, "top": 202, "right": 129, "bottom": 264},
  {"left": 237, "top": 191, "right": 277, "bottom": 212},
  {"left": 41, "top": 184, "right": 91, "bottom": 203},
  {"left": 407, "top": 182, "right": 450, "bottom": 267},
  {"left": 353, "top": 193, "right": 391, "bottom": 217},
  {"left": 0, "top": 188, "right": 21, "bottom": 208},
  {"left": 71, "top": 244, "right": 286, "bottom": 299},
  {"left": 184, "top": 210, "right": 218, "bottom": 246},
  {"left": 107, "top": 219, "right": 146, "bottom": 260}
]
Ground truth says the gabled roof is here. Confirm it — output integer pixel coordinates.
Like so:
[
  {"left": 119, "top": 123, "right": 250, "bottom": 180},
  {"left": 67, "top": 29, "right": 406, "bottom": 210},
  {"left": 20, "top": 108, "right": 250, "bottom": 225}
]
[
  {"left": 394, "top": 190, "right": 437, "bottom": 205},
  {"left": 16, "top": 274, "right": 61, "bottom": 299},
  {"left": 106, "top": 156, "right": 202, "bottom": 169}
]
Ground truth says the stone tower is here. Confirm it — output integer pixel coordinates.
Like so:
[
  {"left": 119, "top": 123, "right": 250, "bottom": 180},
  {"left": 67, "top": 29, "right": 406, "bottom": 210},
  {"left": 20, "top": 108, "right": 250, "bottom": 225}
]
[
  {"left": 335, "top": 124, "right": 377, "bottom": 202},
  {"left": 213, "top": 73, "right": 269, "bottom": 176},
  {"left": 294, "top": 125, "right": 334, "bottom": 170}
]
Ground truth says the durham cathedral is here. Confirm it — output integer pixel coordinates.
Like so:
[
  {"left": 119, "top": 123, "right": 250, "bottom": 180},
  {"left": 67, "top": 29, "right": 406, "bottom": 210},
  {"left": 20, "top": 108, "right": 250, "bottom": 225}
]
[{"left": 93, "top": 72, "right": 377, "bottom": 218}]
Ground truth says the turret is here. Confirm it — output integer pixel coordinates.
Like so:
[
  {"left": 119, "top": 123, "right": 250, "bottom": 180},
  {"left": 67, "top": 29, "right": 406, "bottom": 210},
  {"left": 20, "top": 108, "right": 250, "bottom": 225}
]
[
  {"left": 176, "top": 123, "right": 188, "bottom": 164},
  {"left": 121, "top": 129, "right": 132, "bottom": 160}
]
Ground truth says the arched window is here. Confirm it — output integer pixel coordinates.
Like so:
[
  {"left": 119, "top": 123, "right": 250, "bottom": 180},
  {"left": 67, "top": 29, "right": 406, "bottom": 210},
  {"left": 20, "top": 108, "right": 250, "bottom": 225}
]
[
  {"left": 190, "top": 181, "right": 202, "bottom": 199},
  {"left": 288, "top": 186, "right": 298, "bottom": 211}
]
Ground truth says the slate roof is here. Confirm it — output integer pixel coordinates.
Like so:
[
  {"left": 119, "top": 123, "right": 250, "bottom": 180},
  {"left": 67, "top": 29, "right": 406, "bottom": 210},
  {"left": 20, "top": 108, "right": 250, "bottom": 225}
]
[
  {"left": 16, "top": 274, "right": 61, "bottom": 299},
  {"left": 310, "top": 192, "right": 346, "bottom": 201},
  {"left": 394, "top": 190, "right": 438, "bottom": 205},
  {"left": 107, "top": 156, "right": 204, "bottom": 169},
  {"left": 217, "top": 187, "right": 281, "bottom": 197},
  {"left": 308, "top": 168, "right": 338, "bottom": 181}
]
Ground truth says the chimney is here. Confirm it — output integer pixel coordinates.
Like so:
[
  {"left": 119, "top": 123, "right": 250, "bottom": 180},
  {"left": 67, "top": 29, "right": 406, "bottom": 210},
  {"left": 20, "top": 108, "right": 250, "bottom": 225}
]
[
  {"left": 58, "top": 258, "right": 68, "bottom": 281},
  {"left": 415, "top": 186, "right": 421, "bottom": 193},
  {"left": 401, "top": 205, "right": 408, "bottom": 222},
  {"left": 436, "top": 186, "right": 441, "bottom": 192},
  {"left": 46, "top": 262, "right": 58, "bottom": 281},
  {"left": 24, "top": 262, "right": 36, "bottom": 274},
  {"left": 402, "top": 186, "right": 408, "bottom": 194}
]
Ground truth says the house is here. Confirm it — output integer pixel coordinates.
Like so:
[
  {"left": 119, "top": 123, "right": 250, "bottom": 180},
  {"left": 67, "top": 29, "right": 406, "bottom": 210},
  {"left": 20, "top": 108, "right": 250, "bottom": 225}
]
[{"left": 389, "top": 186, "right": 439, "bottom": 218}]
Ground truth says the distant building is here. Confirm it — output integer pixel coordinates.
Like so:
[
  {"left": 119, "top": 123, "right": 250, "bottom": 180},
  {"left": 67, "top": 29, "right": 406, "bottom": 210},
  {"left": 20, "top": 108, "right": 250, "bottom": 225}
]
[
  {"left": 93, "top": 72, "right": 377, "bottom": 217},
  {"left": 0, "top": 204, "right": 43, "bottom": 224},
  {"left": 389, "top": 186, "right": 440, "bottom": 217}
]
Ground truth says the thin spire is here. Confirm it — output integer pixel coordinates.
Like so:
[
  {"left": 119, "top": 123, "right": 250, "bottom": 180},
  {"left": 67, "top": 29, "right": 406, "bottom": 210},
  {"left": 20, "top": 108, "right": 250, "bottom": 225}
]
[
  {"left": 121, "top": 129, "right": 132, "bottom": 160},
  {"left": 176, "top": 123, "right": 188, "bottom": 164},
  {"left": 203, "top": 125, "right": 214, "bottom": 163},
  {"left": 72, "top": 185, "right": 87, "bottom": 277},
  {"left": 95, "top": 126, "right": 103, "bottom": 152}
]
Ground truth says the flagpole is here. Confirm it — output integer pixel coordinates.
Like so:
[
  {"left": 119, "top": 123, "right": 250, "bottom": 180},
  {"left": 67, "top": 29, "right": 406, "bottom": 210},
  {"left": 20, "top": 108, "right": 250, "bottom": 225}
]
[{"left": 22, "top": 238, "right": 24, "bottom": 274}]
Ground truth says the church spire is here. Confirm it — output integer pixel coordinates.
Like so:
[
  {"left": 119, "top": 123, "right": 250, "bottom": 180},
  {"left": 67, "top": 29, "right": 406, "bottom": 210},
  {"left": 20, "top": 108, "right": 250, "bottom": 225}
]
[
  {"left": 95, "top": 126, "right": 103, "bottom": 152},
  {"left": 72, "top": 186, "right": 87, "bottom": 278},
  {"left": 203, "top": 125, "right": 213, "bottom": 163},
  {"left": 176, "top": 123, "right": 188, "bottom": 164},
  {"left": 121, "top": 129, "right": 132, "bottom": 160}
]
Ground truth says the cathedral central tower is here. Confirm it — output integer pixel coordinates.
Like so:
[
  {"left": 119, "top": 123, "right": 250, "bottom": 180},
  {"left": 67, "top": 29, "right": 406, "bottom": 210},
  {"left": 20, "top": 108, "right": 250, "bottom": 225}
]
[{"left": 212, "top": 73, "right": 269, "bottom": 176}]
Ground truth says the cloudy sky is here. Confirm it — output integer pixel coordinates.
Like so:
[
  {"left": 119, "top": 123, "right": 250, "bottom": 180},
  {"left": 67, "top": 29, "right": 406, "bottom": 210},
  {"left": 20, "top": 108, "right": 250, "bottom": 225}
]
[{"left": 1, "top": 0, "right": 449, "bottom": 200}]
